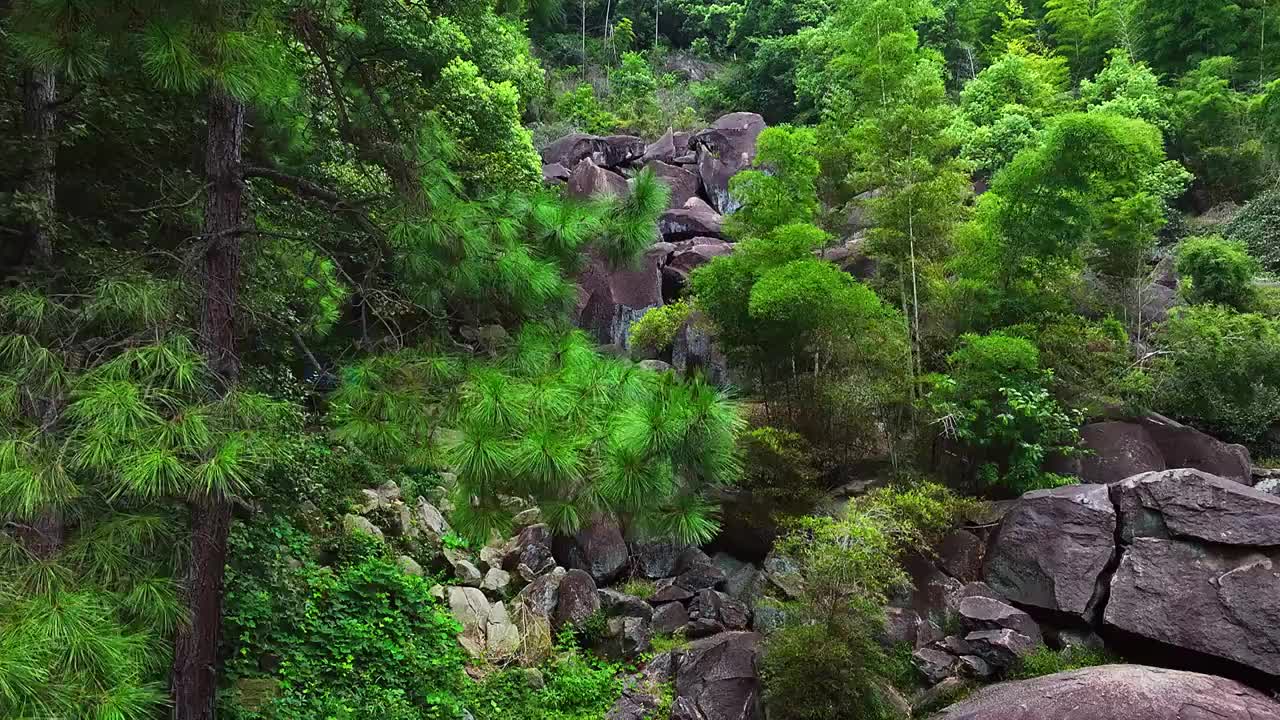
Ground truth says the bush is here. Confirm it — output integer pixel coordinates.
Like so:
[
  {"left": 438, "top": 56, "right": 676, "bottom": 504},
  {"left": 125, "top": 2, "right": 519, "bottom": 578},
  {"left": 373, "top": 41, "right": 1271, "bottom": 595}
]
[
  {"left": 1004, "top": 316, "right": 1146, "bottom": 417},
  {"left": 629, "top": 300, "right": 693, "bottom": 354},
  {"left": 1153, "top": 305, "right": 1280, "bottom": 446},
  {"left": 1226, "top": 184, "right": 1280, "bottom": 273},
  {"left": 553, "top": 84, "right": 620, "bottom": 135},
  {"left": 739, "top": 426, "right": 824, "bottom": 509},
  {"left": 927, "top": 333, "right": 1083, "bottom": 495},
  {"left": 762, "top": 483, "right": 970, "bottom": 720},
  {"left": 1175, "top": 235, "right": 1259, "bottom": 310}
]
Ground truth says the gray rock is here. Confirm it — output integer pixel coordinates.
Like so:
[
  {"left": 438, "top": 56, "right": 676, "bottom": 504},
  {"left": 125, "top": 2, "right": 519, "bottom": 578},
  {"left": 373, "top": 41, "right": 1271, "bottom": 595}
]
[
  {"left": 712, "top": 552, "right": 762, "bottom": 604},
  {"left": 542, "top": 162, "right": 570, "bottom": 184},
  {"left": 687, "top": 589, "right": 749, "bottom": 637},
  {"left": 644, "top": 128, "right": 678, "bottom": 164},
  {"left": 750, "top": 603, "right": 788, "bottom": 635},
  {"left": 914, "top": 647, "right": 959, "bottom": 685},
  {"left": 664, "top": 240, "right": 734, "bottom": 284},
  {"left": 342, "top": 513, "right": 384, "bottom": 541},
  {"left": 486, "top": 601, "right": 521, "bottom": 657},
  {"left": 414, "top": 497, "right": 451, "bottom": 541},
  {"left": 643, "top": 650, "right": 680, "bottom": 683},
  {"left": 599, "top": 615, "right": 653, "bottom": 661},
  {"left": 1075, "top": 421, "right": 1168, "bottom": 483},
  {"left": 957, "top": 655, "right": 993, "bottom": 679},
  {"left": 762, "top": 552, "right": 804, "bottom": 599},
  {"left": 674, "top": 631, "right": 764, "bottom": 720},
  {"left": 599, "top": 589, "right": 654, "bottom": 620},
  {"left": 638, "top": 359, "right": 673, "bottom": 372},
  {"left": 937, "top": 635, "right": 974, "bottom": 656},
  {"left": 883, "top": 607, "right": 923, "bottom": 648},
  {"left": 607, "top": 689, "right": 664, "bottom": 720},
  {"left": 512, "top": 506, "right": 542, "bottom": 529},
  {"left": 553, "top": 569, "right": 601, "bottom": 629},
  {"left": 516, "top": 566, "right": 566, "bottom": 617},
  {"left": 481, "top": 568, "right": 511, "bottom": 594},
  {"left": 651, "top": 577, "right": 696, "bottom": 604},
  {"left": 1139, "top": 413, "right": 1252, "bottom": 483},
  {"left": 984, "top": 484, "right": 1116, "bottom": 621},
  {"left": 507, "top": 523, "right": 556, "bottom": 578},
  {"left": 1104, "top": 537, "right": 1280, "bottom": 677},
  {"left": 928, "top": 664, "right": 1280, "bottom": 719},
  {"left": 671, "top": 311, "right": 734, "bottom": 388},
  {"left": 690, "top": 113, "right": 767, "bottom": 215},
  {"left": 447, "top": 586, "right": 491, "bottom": 657},
  {"left": 455, "top": 559, "right": 483, "bottom": 587},
  {"left": 659, "top": 197, "right": 725, "bottom": 242},
  {"left": 894, "top": 551, "right": 963, "bottom": 627},
  {"left": 956, "top": 596, "right": 1042, "bottom": 643},
  {"left": 964, "top": 629, "right": 1039, "bottom": 670},
  {"left": 1111, "top": 468, "right": 1280, "bottom": 545},
  {"left": 652, "top": 601, "right": 690, "bottom": 635}
]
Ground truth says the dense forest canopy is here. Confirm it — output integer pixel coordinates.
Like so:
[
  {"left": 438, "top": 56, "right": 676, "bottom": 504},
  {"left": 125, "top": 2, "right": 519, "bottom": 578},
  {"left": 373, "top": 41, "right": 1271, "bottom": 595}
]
[{"left": 0, "top": 0, "right": 1277, "bottom": 718}]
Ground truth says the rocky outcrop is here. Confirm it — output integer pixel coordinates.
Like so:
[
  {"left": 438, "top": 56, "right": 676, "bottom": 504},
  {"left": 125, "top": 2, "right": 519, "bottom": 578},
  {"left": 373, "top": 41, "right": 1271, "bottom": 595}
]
[
  {"left": 541, "top": 133, "right": 646, "bottom": 169},
  {"left": 673, "top": 632, "right": 765, "bottom": 720},
  {"left": 984, "top": 484, "right": 1116, "bottom": 620},
  {"left": 1065, "top": 414, "right": 1252, "bottom": 485},
  {"left": 575, "top": 244, "right": 669, "bottom": 348},
  {"left": 659, "top": 197, "right": 725, "bottom": 242},
  {"left": 648, "top": 160, "right": 701, "bottom": 210},
  {"left": 689, "top": 113, "right": 767, "bottom": 215},
  {"left": 567, "top": 158, "right": 629, "bottom": 199},
  {"left": 1111, "top": 468, "right": 1280, "bottom": 545},
  {"left": 929, "top": 664, "right": 1280, "bottom": 719},
  {"left": 985, "top": 467, "right": 1280, "bottom": 680}
]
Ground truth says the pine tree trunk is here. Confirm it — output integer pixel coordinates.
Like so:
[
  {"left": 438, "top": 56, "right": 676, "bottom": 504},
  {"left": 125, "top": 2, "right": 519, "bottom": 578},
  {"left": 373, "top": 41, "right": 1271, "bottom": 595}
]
[
  {"left": 172, "top": 89, "right": 245, "bottom": 720},
  {"left": 21, "top": 67, "right": 55, "bottom": 266}
]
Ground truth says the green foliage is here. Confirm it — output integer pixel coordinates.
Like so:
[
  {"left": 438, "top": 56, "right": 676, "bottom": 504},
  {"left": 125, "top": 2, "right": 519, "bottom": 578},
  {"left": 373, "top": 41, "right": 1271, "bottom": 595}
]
[
  {"left": 953, "top": 48, "right": 1068, "bottom": 174},
  {"left": 738, "top": 426, "right": 823, "bottom": 509},
  {"left": 611, "top": 52, "right": 662, "bottom": 135},
  {"left": 465, "top": 649, "right": 622, "bottom": 720},
  {"left": 554, "top": 84, "right": 621, "bottom": 134},
  {"left": 1010, "top": 644, "right": 1120, "bottom": 679},
  {"left": 726, "top": 125, "right": 821, "bottom": 237},
  {"left": 1005, "top": 316, "right": 1145, "bottom": 416},
  {"left": 630, "top": 300, "right": 694, "bottom": 354},
  {"left": 221, "top": 519, "right": 467, "bottom": 720},
  {"left": 951, "top": 112, "right": 1171, "bottom": 329},
  {"left": 1170, "top": 57, "right": 1266, "bottom": 204},
  {"left": 927, "top": 333, "right": 1083, "bottom": 494},
  {"left": 1175, "top": 235, "right": 1259, "bottom": 310},
  {"left": 1153, "top": 305, "right": 1280, "bottom": 446},
  {"left": 331, "top": 326, "right": 744, "bottom": 546},
  {"left": 1227, "top": 184, "right": 1280, "bottom": 273},
  {"left": 1044, "top": 0, "right": 1130, "bottom": 78},
  {"left": 433, "top": 59, "right": 543, "bottom": 192},
  {"left": 1132, "top": 0, "right": 1249, "bottom": 76},
  {"left": 763, "top": 483, "right": 970, "bottom": 720},
  {"left": 1079, "top": 51, "right": 1172, "bottom": 133}
]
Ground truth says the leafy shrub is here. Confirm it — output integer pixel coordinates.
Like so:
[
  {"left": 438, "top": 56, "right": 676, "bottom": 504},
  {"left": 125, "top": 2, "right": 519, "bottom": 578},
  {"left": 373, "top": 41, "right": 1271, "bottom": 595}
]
[
  {"left": 1226, "top": 184, "right": 1280, "bottom": 273},
  {"left": 1004, "top": 316, "right": 1145, "bottom": 417},
  {"left": 1175, "top": 235, "right": 1259, "bottom": 310},
  {"left": 927, "top": 333, "right": 1083, "bottom": 495},
  {"left": 466, "top": 647, "right": 622, "bottom": 720},
  {"left": 553, "top": 84, "right": 620, "bottom": 135},
  {"left": 762, "top": 483, "right": 970, "bottom": 720},
  {"left": 221, "top": 524, "right": 467, "bottom": 720},
  {"left": 1153, "top": 305, "right": 1280, "bottom": 446},
  {"left": 629, "top": 300, "right": 694, "bottom": 354},
  {"left": 1009, "top": 644, "right": 1119, "bottom": 679},
  {"left": 738, "top": 426, "right": 823, "bottom": 509}
]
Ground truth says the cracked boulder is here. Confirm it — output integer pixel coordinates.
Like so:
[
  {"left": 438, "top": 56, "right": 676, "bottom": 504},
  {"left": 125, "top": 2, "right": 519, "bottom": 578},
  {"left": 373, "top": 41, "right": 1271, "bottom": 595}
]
[
  {"left": 673, "top": 631, "right": 764, "bottom": 720},
  {"left": 541, "top": 133, "right": 645, "bottom": 169},
  {"left": 659, "top": 197, "right": 725, "bottom": 242},
  {"left": 689, "top": 113, "right": 767, "bottom": 215},
  {"left": 984, "top": 484, "right": 1116, "bottom": 621}
]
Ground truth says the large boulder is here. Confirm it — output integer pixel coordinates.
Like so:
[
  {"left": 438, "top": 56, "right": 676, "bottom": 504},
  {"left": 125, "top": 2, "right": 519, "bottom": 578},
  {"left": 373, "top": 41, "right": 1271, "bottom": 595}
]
[
  {"left": 644, "top": 128, "right": 679, "bottom": 164},
  {"left": 447, "top": 586, "right": 491, "bottom": 657},
  {"left": 956, "top": 596, "right": 1041, "bottom": 643},
  {"left": 928, "top": 664, "right": 1280, "bottom": 719},
  {"left": 631, "top": 539, "right": 688, "bottom": 579},
  {"left": 553, "top": 569, "right": 602, "bottom": 630},
  {"left": 553, "top": 515, "right": 630, "bottom": 585},
  {"left": 673, "top": 631, "right": 764, "bottom": 720},
  {"left": 672, "top": 311, "right": 734, "bottom": 387},
  {"left": 648, "top": 160, "right": 701, "bottom": 210},
  {"left": 575, "top": 244, "right": 669, "bottom": 347},
  {"left": 1111, "top": 468, "right": 1280, "bottom": 545},
  {"left": 665, "top": 240, "right": 733, "bottom": 284},
  {"left": 659, "top": 197, "right": 725, "bottom": 242},
  {"left": 689, "top": 113, "right": 767, "bottom": 215},
  {"left": 506, "top": 523, "right": 556, "bottom": 579},
  {"left": 541, "top": 133, "right": 645, "bottom": 169},
  {"left": 1069, "top": 415, "right": 1252, "bottom": 485},
  {"left": 542, "top": 162, "right": 571, "bottom": 185},
  {"left": 1103, "top": 537, "right": 1280, "bottom": 677},
  {"left": 567, "top": 158, "right": 629, "bottom": 199},
  {"left": 984, "top": 484, "right": 1116, "bottom": 621}
]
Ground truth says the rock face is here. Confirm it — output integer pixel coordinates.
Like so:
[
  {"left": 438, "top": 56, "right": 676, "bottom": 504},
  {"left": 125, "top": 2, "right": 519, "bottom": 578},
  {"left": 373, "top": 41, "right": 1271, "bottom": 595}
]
[
  {"left": 541, "top": 133, "right": 645, "bottom": 169},
  {"left": 929, "top": 664, "right": 1280, "bottom": 719},
  {"left": 659, "top": 197, "right": 725, "bottom": 242},
  {"left": 576, "top": 244, "right": 668, "bottom": 347},
  {"left": 1068, "top": 414, "right": 1252, "bottom": 485},
  {"left": 553, "top": 515, "right": 630, "bottom": 585},
  {"left": 567, "top": 158, "right": 629, "bottom": 199},
  {"left": 648, "top": 160, "right": 701, "bottom": 210},
  {"left": 1105, "top": 537, "right": 1280, "bottom": 676},
  {"left": 984, "top": 484, "right": 1116, "bottom": 620},
  {"left": 1111, "top": 468, "right": 1280, "bottom": 545},
  {"left": 689, "top": 113, "right": 767, "bottom": 215},
  {"left": 553, "top": 569, "right": 602, "bottom": 629},
  {"left": 674, "top": 631, "right": 764, "bottom": 720}
]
